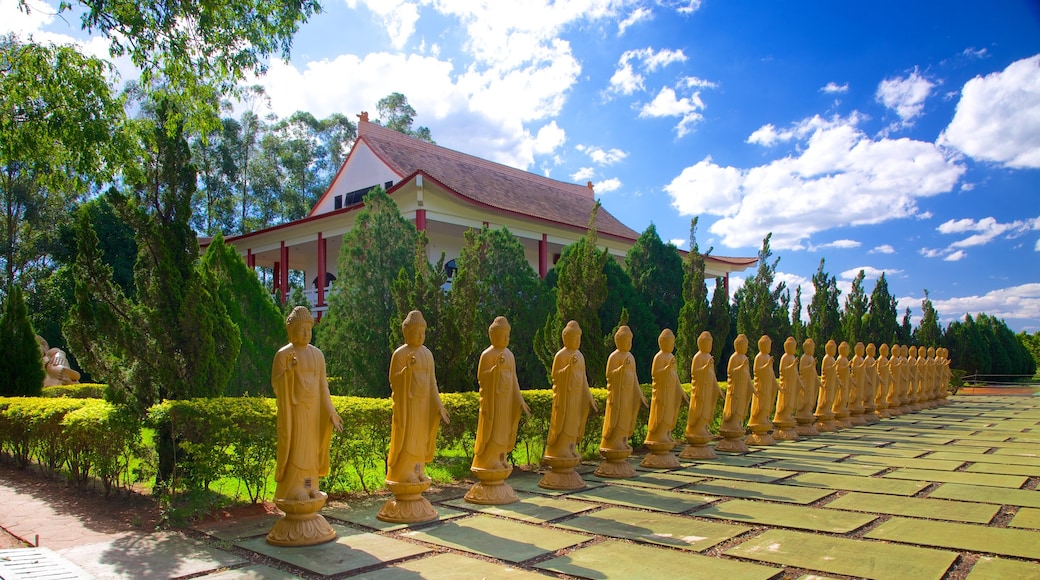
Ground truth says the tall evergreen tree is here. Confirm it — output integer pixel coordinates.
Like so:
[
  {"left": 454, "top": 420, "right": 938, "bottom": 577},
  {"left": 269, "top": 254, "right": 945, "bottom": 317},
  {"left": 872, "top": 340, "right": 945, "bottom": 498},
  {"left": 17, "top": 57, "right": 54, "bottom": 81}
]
[
  {"left": 317, "top": 186, "right": 416, "bottom": 396},
  {"left": 0, "top": 285, "right": 44, "bottom": 396},
  {"left": 625, "top": 223, "right": 683, "bottom": 334},
  {"left": 708, "top": 277, "right": 731, "bottom": 376},
  {"left": 897, "top": 307, "right": 913, "bottom": 344},
  {"left": 791, "top": 285, "right": 805, "bottom": 347},
  {"left": 676, "top": 218, "right": 709, "bottom": 382},
  {"left": 200, "top": 233, "right": 284, "bottom": 396},
  {"left": 391, "top": 232, "right": 454, "bottom": 385},
  {"left": 735, "top": 233, "right": 787, "bottom": 357},
  {"left": 863, "top": 272, "right": 898, "bottom": 346},
  {"left": 599, "top": 257, "right": 657, "bottom": 382},
  {"left": 840, "top": 270, "right": 868, "bottom": 345},
  {"left": 806, "top": 259, "right": 841, "bottom": 358},
  {"left": 534, "top": 204, "right": 609, "bottom": 387},
  {"left": 914, "top": 289, "right": 942, "bottom": 347}
]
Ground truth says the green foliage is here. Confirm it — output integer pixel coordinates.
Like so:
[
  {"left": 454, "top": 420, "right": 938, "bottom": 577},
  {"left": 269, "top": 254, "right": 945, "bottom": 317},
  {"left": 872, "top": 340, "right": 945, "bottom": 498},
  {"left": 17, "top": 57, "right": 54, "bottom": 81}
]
[
  {"left": 318, "top": 187, "right": 416, "bottom": 396},
  {"left": 599, "top": 260, "right": 656, "bottom": 382},
  {"left": 201, "top": 234, "right": 285, "bottom": 396},
  {"left": 735, "top": 233, "right": 788, "bottom": 357},
  {"left": 41, "top": 383, "right": 107, "bottom": 399},
  {"left": 863, "top": 272, "right": 898, "bottom": 346},
  {"left": 941, "top": 313, "right": 1036, "bottom": 378},
  {"left": 0, "top": 285, "right": 44, "bottom": 396},
  {"left": 806, "top": 258, "right": 841, "bottom": 357},
  {"left": 840, "top": 270, "right": 867, "bottom": 345},
  {"left": 534, "top": 204, "right": 609, "bottom": 387},
  {"left": 914, "top": 289, "right": 942, "bottom": 348},
  {"left": 790, "top": 285, "right": 805, "bottom": 348},
  {"left": 625, "top": 223, "right": 683, "bottom": 334},
  {"left": 677, "top": 218, "right": 709, "bottom": 382},
  {"left": 1018, "top": 331, "right": 1040, "bottom": 375},
  {"left": 376, "top": 92, "right": 434, "bottom": 143},
  {"left": 897, "top": 306, "right": 913, "bottom": 344},
  {"left": 708, "top": 278, "right": 732, "bottom": 376},
  {"left": 61, "top": 402, "right": 142, "bottom": 494}
]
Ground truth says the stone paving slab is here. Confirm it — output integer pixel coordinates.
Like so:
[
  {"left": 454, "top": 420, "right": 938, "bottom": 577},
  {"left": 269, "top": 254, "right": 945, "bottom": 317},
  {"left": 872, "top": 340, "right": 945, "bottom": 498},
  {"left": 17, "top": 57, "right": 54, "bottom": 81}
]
[
  {"left": 402, "top": 515, "right": 590, "bottom": 563},
  {"left": 506, "top": 470, "right": 604, "bottom": 496},
  {"left": 928, "top": 482, "right": 1040, "bottom": 508},
  {"left": 362, "top": 552, "right": 547, "bottom": 579},
  {"left": 323, "top": 496, "right": 468, "bottom": 532},
  {"left": 201, "top": 563, "right": 300, "bottom": 579},
  {"left": 965, "top": 461, "right": 1040, "bottom": 477},
  {"left": 697, "top": 453, "right": 776, "bottom": 467},
  {"left": 817, "top": 444, "right": 928, "bottom": 458},
  {"left": 759, "top": 458, "right": 888, "bottom": 477},
  {"left": 725, "top": 529, "right": 957, "bottom": 580},
  {"left": 865, "top": 516, "right": 1040, "bottom": 560},
  {"left": 782, "top": 472, "right": 930, "bottom": 496},
  {"left": 882, "top": 467, "right": 1028, "bottom": 488},
  {"left": 989, "top": 447, "right": 1040, "bottom": 458},
  {"left": 442, "top": 493, "right": 598, "bottom": 524},
  {"left": 693, "top": 499, "right": 876, "bottom": 533},
  {"left": 586, "top": 471, "right": 703, "bottom": 490},
  {"left": 966, "top": 556, "right": 1040, "bottom": 580},
  {"left": 747, "top": 448, "right": 849, "bottom": 462},
  {"left": 679, "top": 463, "right": 798, "bottom": 483},
  {"left": 1008, "top": 507, "right": 1040, "bottom": 529},
  {"left": 237, "top": 524, "right": 429, "bottom": 577},
  {"left": 537, "top": 539, "right": 780, "bottom": 580},
  {"left": 682, "top": 479, "right": 835, "bottom": 505},
  {"left": 193, "top": 514, "right": 282, "bottom": 541},
  {"left": 862, "top": 434, "right": 956, "bottom": 445},
  {"left": 923, "top": 450, "right": 1040, "bottom": 467},
  {"left": 554, "top": 506, "right": 750, "bottom": 551},
  {"left": 823, "top": 491, "right": 1000, "bottom": 523},
  {"left": 59, "top": 531, "right": 246, "bottom": 580},
  {"left": 570, "top": 483, "right": 717, "bottom": 513},
  {"left": 844, "top": 455, "right": 966, "bottom": 471},
  {"left": 952, "top": 438, "right": 1040, "bottom": 450}
]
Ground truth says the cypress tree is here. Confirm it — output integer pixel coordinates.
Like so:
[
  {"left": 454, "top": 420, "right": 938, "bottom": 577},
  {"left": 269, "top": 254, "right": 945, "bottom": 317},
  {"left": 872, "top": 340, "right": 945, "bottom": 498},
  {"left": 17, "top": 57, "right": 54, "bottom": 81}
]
[
  {"left": 676, "top": 218, "right": 709, "bottom": 382},
  {"left": 0, "top": 285, "right": 45, "bottom": 396},
  {"left": 841, "top": 270, "right": 868, "bottom": 345},
  {"left": 806, "top": 258, "right": 841, "bottom": 358},
  {"left": 708, "top": 277, "right": 731, "bottom": 376},
  {"left": 625, "top": 223, "right": 683, "bottom": 333}
]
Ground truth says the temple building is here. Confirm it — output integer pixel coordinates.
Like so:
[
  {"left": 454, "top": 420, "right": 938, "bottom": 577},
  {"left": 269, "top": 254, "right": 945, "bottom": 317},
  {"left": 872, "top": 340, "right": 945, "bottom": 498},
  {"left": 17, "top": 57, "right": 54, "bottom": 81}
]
[{"left": 217, "top": 114, "right": 756, "bottom": 317}]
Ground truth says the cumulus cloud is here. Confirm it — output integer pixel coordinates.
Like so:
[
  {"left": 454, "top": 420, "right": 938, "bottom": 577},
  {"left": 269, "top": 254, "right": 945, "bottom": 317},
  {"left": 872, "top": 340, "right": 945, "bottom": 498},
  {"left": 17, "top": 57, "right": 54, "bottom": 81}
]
[
  {"left": 666, "top": 114, "right": 964, "bottom": 250},
  {"left": 571, "top": 166, "right": 596, "bottom": 181},
  {"left": 576, "top": 144, "right": 628, "bottom": 165},
  {"left": 876, "top": 69, "right": 936, "bottom": 124},
  {"left": 870, "top": 244, "right": 896, "bottom": 254},
  {"left": 618, "top": 7, "right": 652, "bottom": 35},
  {"left": 821, "top": 82, "right": 849, "bottom": 94},
  {"left": 669, "top": 238, "right": 686, "bottom": 248},
  {"left": 639, "top": 86, "right": 708, "bottom": 137},
  {"left": 940, "top": 54, "right": 1040, "bottom": 169},
  {"left": 813, "top": 239, "right": 861, "bottom": 251},
  {"left": 840, "top": 266, "right": 902, "bottom": 281},
  {"left": 920, "top": 215, "right": 1040, "bottom": 260},
  {"left": 944, "top": 250, "right": 966, "bottom": 261},
  {"left": 930, "top": 283, "right": 1040, "bottom": 324},
  {"left": 595, "top": 177, "right": 622, "bottom": 193},
  {"left": 608, "top": 47, "right": 688, "bottom": 96},
  {"left": 347, "top": 0, "right": 420, "bottom": 49}
]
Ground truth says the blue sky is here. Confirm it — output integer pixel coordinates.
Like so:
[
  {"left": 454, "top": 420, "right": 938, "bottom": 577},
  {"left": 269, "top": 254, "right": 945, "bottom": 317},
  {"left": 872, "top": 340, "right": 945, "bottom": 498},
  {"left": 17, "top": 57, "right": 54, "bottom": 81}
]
[{"left": 6, "top": 0, "right": 1040, "bottom": 331}]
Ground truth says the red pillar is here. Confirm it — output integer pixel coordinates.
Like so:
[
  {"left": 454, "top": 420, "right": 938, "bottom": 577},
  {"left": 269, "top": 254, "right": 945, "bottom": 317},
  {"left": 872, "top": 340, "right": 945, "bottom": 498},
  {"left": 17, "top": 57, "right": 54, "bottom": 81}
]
[
  {"left": 273, "top": 261, "right": 280, "bottom": 294},
  {"left": 724, "top": 273, "right": 730, "bottom": 297},
  {"left": 246, "top": 249, "right": 255, "bottom": 269},
  {"left": 416, "top": 208, "right": 427, "bottom": 231},
  {"left": 539, "top": 234, "right": 548, "bottom": 279},
  {"left": 279, "top": 241, "right": 289, "bottom": 304},
  {"left": 316, "top": 233, "right": 326, "bottom": 308}
]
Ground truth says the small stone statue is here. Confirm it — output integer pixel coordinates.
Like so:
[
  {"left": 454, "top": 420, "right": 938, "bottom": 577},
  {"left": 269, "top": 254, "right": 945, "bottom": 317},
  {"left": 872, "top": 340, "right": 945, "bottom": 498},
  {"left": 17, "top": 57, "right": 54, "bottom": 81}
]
[
  {"left": 848, "top": 342, "right": 867, "bottom": 426},
  {"left": 795, "top": 338, "right": 820, "bottom": 436},
  {"left": 681, "top": 331, "right": 723, "bottom": 459},
  {"left": 814, "top": 339, "right": 838, "bottom": 432},
  {"left": 717, "top": 334, "right": 752, "bottom": 453},
  {"left": 466, "top": 317, "right": 531, "bottom": 504},
  {"left": 267, "top": 306, "right": 343, "bottom": 546},
  {"left": 37, "top": 336, "right": 81, "bottom": 387},
  {"left": 907, "top": 345, "right": 921, "bottom": 411},
  {"left": 642, "top": 329, "right": 689, "bottom": 467},
  {"left": 876, "top": 343, "right": 893, "bottom": 418},
  {"left": 379, "top": 310, "right": 450, "bottom": 523},
  {"left": 540, "top": 320, "right": 598, "bottom": 490},
  {"left": 862, "top": 343, "right": 880, "bottom": 423},
  {"left": 746, "top": 335, "right": 777, "bottom": 446},
  {"left": 596, "top": 326, "right": 648, "bottom": 477},
  {"left": 832, "top": 341, "right": 853, "bottom": 429},
  {"left": 771, "top": 337, "right": 800, "bottom": 441}
]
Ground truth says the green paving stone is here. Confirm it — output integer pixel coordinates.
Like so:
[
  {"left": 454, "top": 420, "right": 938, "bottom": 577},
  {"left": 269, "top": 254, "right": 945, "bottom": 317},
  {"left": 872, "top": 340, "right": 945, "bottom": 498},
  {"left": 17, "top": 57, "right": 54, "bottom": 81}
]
[
  {"left": 750, "top": 448, "right": 849, "bottom": 462},
  {"left": 924, "top": 450, "right": 1040, "bottom": 467},
  {"left": 363, "top": 552, "right": 547, "bottom": 579},
  {"left": 865, "top": 516, "right": 1040, "bottom": 560},
  {"left": 570, "top": 482, "right": 717, "bottom": 513},
  {"left": 680, "top": 463, "right": 797, "bottom": 483},
  {"left": 725, "top": 529, "right": 957, "bottom": 580},
  {"left": 506, "top": 470, "right": 603, "bottom": 496},
  {"left": 824, "top": 491, "right": 999, "bottom": 523},
  {"left": 693, "top": 498, "right": 876, "bottom": 532},
  {"left": 863, "top": 434, "right": 956, "bottom": 445},
  {"left": 783, "top": 472, "right": 930, "bottom": 496},
  {"left": 699, "top": 453, "right": 776, "bottom": 467},
  {"left": 882, "top": 467, "right": 1028, "bottom": 488},
  {"left": 818, "top": 444, "right": 928, "bottom": 458},
  {"left": 845, "top": 455, "right": 965, "bottom": 471},
  {"left": 236, "top": 524, "right": 429, "bottom": 577},
  {"left": 1009, "top": 507, "right": 1040, "bottom": 529},
  {"left": 193, "top": 514, "right": 282, "bottom": 541},
  {"left": 966, "top": 556, "right": 1040, "bottom": 580},
  {"left": 951, "top": 439, "right": 1038, "bottom": 451},
  {"left": 443, "top": 493, "right": 598, "bottom": 523},
  {"left": 403, "top": 515, "right": 590, "bottom": 563},
  {"left": 928, "top": 481, "right": 1040, "bottom": 509},
  {"left": 202, "top": 564, "right": 299, "bottom": 580},
  {"left": 554, "top": 506, "right": 750, "bottom": 551},
  {"left": 992, "top": 447, "right": 1040, "bottom": 457},
  {"left": 683, "top": 479, "right": 835, "bottom": 504},
  {"left": 966, "top": 461, "right": 1040, "bottom": 477},
  {"left": 323, "top": 495, "right": 467, "bottom": 531},
  {"left": 587, "top": 471, "right": 703, "bottom": 490},
  {"left": 538, "top": 539, "right": 779, "bottom": 580},
  {"left": 760, "top": 458, "right": 887, "bottom": 476}
]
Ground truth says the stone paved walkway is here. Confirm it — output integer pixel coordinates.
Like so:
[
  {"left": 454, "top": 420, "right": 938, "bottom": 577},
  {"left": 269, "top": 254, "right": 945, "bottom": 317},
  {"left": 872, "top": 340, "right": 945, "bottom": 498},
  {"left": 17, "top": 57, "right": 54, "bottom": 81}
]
[{"left": 1, "top": 394, "right": 1039, "bottom": 579}]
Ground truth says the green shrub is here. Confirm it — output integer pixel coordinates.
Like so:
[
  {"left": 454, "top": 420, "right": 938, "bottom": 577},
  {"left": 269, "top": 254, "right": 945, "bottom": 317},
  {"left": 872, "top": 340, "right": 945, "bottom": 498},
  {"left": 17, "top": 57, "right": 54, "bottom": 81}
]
[
  {"left": 41, "top": 383, "right": 107, "bottom": 399},
  {"left": 61, "top": 401, "right": 142, "bottom": 494}
]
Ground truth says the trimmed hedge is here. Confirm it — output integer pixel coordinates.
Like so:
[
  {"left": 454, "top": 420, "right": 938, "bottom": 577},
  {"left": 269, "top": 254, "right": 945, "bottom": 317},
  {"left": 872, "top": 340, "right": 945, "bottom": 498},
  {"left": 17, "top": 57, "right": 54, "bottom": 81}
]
[{"left": 41, "top": 383, "right": 107, "bottom": 399}]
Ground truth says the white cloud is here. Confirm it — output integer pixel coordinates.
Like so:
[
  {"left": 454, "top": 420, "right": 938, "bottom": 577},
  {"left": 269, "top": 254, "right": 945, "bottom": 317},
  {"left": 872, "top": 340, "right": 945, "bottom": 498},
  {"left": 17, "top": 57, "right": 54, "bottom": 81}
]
[
  {"left": 347, "top": 0, "right": 420, "bottom": 49},
  {"left": 673, "top": 0, "right": 703, "bottom": 14},
  {"left": 532, "top": 121, "right": 567, "bottom": 154},
  {"left": 962, "top": 47, "right": 989, "bottom": 59},
  {"left": 608, "top": 47, "right": 688, "bottom": 96},
  {"left": 940, "top": 54, "right": 1040, "bottom": 169},
  {"left": 639, "top": 86, "right": 707, "bottom": 137},
  {"left": 618, "top": 7, "right": 652, "bottom": 35},
  {"left": 571, "top": 166, "right": 596, "bottom": 181},
  {"left": 747, "top": 113, "right": 864, "bottom": 147},
  {"left": 876, "top": 69, "right": 936, "bottom": 124},
  {"left": 930, "top": 283, "right": 1040, "bottom": 324},
  {"left": 576, "top": 144, "right": 628, "bottom": 165},
  {"left": 821, "top": 82, "right": 849, "bottom": 94},
  {"left": 814, "top": 239, "right": 861, "bottom": 250},
  {"left": 870, "top": 244, "right": 896, "bottom": 254},
  {"left": 920, "top": 215, "right": 1040, "bottom": 260},
  {"left": 667, "top": 114, "right": 965, "bottom": 250},
  {"left": 944, "top": 250, "right": 966, "bottom": 261},
  {"left": 595, "top": 177, "right": 622, "bottom": 193},
  {"left": 669, "top": 238, "right": 686, "bottom": 249},
  {"left": 840, "top": 266, "right": 902, "bottom": 281}
]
